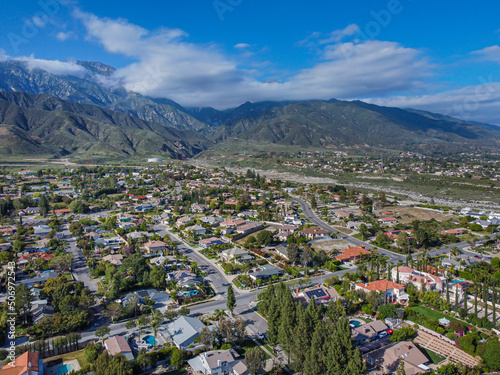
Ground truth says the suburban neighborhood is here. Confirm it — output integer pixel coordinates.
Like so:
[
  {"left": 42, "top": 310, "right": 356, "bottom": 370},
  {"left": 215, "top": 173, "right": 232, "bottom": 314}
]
[{"left": 0, "top": 163, "right": 498, "bottom": 375}]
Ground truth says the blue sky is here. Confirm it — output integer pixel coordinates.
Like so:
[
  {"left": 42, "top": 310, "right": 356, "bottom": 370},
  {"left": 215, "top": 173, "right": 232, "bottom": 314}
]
[{"left": 1, "top": 0, "right": 500, "bottom": 123}]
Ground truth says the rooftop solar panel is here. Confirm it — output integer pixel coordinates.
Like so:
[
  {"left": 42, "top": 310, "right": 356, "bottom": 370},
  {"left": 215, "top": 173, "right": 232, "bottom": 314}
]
[{"left": 305, "top": 288, "right": 327, "bottom": 299}]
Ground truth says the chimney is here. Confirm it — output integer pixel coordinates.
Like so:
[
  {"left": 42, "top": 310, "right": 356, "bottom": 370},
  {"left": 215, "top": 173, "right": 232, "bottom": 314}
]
[{"left": 296, "top": 288, "right": 299, "bottom": 297}]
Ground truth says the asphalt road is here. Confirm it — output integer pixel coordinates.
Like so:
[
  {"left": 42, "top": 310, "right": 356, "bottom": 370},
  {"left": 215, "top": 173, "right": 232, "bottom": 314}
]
[
  {"left": 63, "top": 225, "right": 98, "bottom": 292},
  {"left": 291, "top": 196, "right": 406, "bottom": 264},
  {"left": 153, "top": 224, "right": 231, "bottom": 295}
]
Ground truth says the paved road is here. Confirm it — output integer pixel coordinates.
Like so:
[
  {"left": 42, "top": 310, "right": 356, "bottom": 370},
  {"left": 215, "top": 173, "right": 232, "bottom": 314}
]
[
  {"left": 153, "top": 224, "right": 231, "bottom": 295},
  {"left": 63, "top": 225, "right": 98, "bottom": 292},
  {"left": 292, "top": 196, "right": 406, "bottom": 264}
]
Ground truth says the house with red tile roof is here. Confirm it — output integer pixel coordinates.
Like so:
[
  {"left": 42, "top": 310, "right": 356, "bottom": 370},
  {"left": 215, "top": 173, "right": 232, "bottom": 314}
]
[
  {"left": 355, "top": 279, "right": 408, "bottom": 303},
  {"left": 335, "top": 247, "right": 372, "bottom": 263},
  {"left": 0, "top": 351, "right": 42, "bottom": 375}
]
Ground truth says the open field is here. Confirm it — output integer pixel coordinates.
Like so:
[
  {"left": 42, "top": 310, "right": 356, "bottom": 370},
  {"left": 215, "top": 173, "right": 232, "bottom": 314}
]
[
  {"left": 410, "top": 306, "right": 460, "bottom": 323},
  {"left": 310, "top": 239, "right": 355, "bottom": 254},
  {"left": 379, "top": 206, "right": 457, "bottom": 224}
]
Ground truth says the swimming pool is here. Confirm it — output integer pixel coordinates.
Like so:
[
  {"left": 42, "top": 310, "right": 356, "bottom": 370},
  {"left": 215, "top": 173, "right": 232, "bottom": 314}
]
[
  {"left": 449, "top": 279, "right": 465, "bottom": 284},
  {"left": 349, "top": 320, "right": 361, "bottom": 327},
  {"left": 143, "top": 335, "right": 157, "bottom": 346},
  {"left": 55, "top": 364, "right": 73, "bottom": 375}
]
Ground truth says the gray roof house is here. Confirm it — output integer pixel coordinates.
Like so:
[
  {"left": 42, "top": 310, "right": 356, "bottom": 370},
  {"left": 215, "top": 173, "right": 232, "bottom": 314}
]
[
  {"left": 249, "top": 264, "right": 283, "bottom": 281},
  {"left": 220, "top": 247, "right": 254, "bottom": 264},
  {"left": 352, "top": 320, "right": 388, "bottom": 345},
  {"left": 162, "top": 316, "right": 207, "bottom": 349},
  {"left": 188, "top": 349, "right": 249, "bottom": 375}
]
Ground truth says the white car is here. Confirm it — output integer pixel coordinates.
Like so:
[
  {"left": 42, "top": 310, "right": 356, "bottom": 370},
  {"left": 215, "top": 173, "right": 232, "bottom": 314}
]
[{"left": 378, "top": 331, "right": 388, "bottom": 339}]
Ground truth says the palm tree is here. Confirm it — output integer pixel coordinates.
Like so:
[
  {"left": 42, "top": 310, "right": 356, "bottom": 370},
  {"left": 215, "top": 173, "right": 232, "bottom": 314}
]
[{"left": 214, "top": 309, "right": 226, "bottom": 323}]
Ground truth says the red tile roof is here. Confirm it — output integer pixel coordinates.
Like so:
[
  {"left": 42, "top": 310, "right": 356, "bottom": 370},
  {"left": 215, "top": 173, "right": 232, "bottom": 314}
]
[
  {"left": 1, "top": 351, "right": 39, "bottom": 375},
  {"left": 356, "top": 279, "right": 405, "bottom": 291}
]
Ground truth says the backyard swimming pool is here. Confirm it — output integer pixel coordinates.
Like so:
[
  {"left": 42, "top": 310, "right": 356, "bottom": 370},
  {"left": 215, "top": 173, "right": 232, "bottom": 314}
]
[
  {"left": 449, "top": 279, "right": 465, "bottom": 284},
  {"left": 143, "top": 335, "right": 157, "bottom": 346},
  {"left": 55, "top": 364, "right": 73, "bottom": 375},
  {"left": 349, "top": 320, "right": 361, "bottom": 327}
]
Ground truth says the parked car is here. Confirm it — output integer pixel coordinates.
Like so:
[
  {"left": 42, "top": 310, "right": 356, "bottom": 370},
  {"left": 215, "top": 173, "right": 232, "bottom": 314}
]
[
  {"left": 378, "top": 331, "right": 388, "bottom": 339},
  {"left": 386, "top": 329, "right": 393, "bottom": 335}
]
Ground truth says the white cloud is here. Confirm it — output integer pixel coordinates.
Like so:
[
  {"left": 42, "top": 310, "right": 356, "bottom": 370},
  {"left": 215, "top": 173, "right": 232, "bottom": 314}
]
[
  {"left": 56, "top": 31, "right": 77, "bottom": 41},
  {"left": 0, "top": 49, "right": 8, "bottom": 61},
  {"left": 472, "top": 45, "right": 500, "bottom": 63},
  {"left": 72, "top": 14, "right": 434, "bottom": 108},
  {"left": 366, "top": 80, "right": 500, "bottom": 125},
  {"left": 234, "top": 43, "right": 251, "bottom": 49},
  {"left": 16, "top": 55, "right": 86, "bottom": 76},
  {"left": 320, "top": 24, "right": 360, "bottom": 44},
  {"left": 32, "top": 15, "right": 48, "bottom": 28}
]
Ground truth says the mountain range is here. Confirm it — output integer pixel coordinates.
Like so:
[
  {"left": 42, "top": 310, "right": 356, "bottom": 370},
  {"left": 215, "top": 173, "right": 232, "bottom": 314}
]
[{"left": 0, "top": 60, "right": 498, "bottom": 159}]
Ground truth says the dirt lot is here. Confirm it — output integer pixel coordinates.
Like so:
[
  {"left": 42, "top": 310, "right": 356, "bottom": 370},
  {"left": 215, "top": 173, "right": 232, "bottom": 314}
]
[
  {"left": 378, "top": 206, "right": 457, "bottom": 224},
  {"left": 311, "top": 239, "right": 356, "bottom": 254}
]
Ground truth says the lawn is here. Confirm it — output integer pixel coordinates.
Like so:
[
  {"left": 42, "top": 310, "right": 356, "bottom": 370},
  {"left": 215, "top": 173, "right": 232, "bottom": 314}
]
[
  {"left": 417, "top": 344, "right": 446, "bottom": 364},
  {"left": 410, "top": 305, "right": 460, "bottom": 323},
  {"left": 43, "top": 349, "right": 88, "bottom": 368},
  {"left": 240, "top": 339, "right": 271, "bottom": 360}
]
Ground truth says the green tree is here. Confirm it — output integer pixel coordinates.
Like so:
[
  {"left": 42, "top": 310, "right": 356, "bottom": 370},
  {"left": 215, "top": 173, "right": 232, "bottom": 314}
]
[
  {"left": 359, "top": 224, "right": 370, "bottom": 241},
  {"left": 310, "top": 195, "right": 317, "bottom": 210},
  {"left": 95, "top": 326, "right": 111, "bottom": 343},
  {"left": 483, "top": 339, "right": 500, "bottom": 370},
  {"left": 149, "top": 265, "right": 165, "bottom": 289},
  {"left": 246, "top": 347, "right": 266, "bottom": 375},
  {"left": 227, "top": 285, "right": 236, "bottom": 316},
  {"left": 170, "top": 348, "right": 185, "bottom": 368},
  {"left": 15, "top": 284, "right": 32, "bottom": 324}
]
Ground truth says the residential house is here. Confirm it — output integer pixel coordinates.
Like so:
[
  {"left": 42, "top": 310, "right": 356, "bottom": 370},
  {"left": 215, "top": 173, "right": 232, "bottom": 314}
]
[
  {"left": 378, "top": 217, "right": 398, "bottom": 226},
  {"left": 391, "top": 266, "right": 445, "bottom": 292},
  {"left": 299, "top": 227, "right": 329, "bottom": 240},
  {"left": 219, "top": 219, "right": 246, "bottom": 229},
  {"left": 102, "top": 254, "right": 124, "bottom": 267},
  {"left": 249, "top": 265, "right": 283, "bottom": 281},
  {"left": 176, "top": 216, "right": 194, "bottom": 228},
  {"left": 346, "top": 221, "right": 372, "bottom": 230},
  {"left": 235, "top": 222, "right": 264, "bottom": 235},
  {"left": 33, "top": 225, "right": 51, "bottom": 238},
  {"left": 0, "top": 351, "right": 43, "bottom": 375},
  {"left": 186, "top": 224, "right": 207, "bottom": 236},
  {"left": 220, "top": 247, "right": 254, "bottom": 264},
  {"left": 31, "top": 300, "right": 54, "bottom": 324},
  {"left": 188, "top": 349, "right": 248, "bottom": 375},
  {"left": 366, "top": 341, "right": 430, "bottom": 374},
  {"left": 299, "top": 285, "right": 340, "bottom": 306},
  {"left": 122, "top": 289, "right": 171, "bottom": 308},
  {"left": 449, "top": 281, "right": 470, "bottom": 300},
  {"left": 18, "top": 271, "right": 58, "bottom": 287},
  {"left": 167, "top": 270, "right": 203, "bottom": 288},
  {"left": 352, "top": 320, "right": 389, "bottom": 345},
  {"left": 199, "top": 237, "right": 225, "bottom": 248},
  {"left": 199, "top": 216, "right": 224, "bottom": 226},
  {"left": 355, "top": 280, "right": 408, "bottom": 304},
  {"left": 335, "top": 247, "right": 372, "bottom": 263},
  {"left": 162, "top": 316, "right": 207, "bottom": 349},
  {"left": 104, "top": 336, "right": 134, "bottom": 361},
  {"left": 143, "top": 240, "right": 167, "bottom": 254},
  {"left": 191, "top": 203, "right": 209, "bottom": 213}
]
